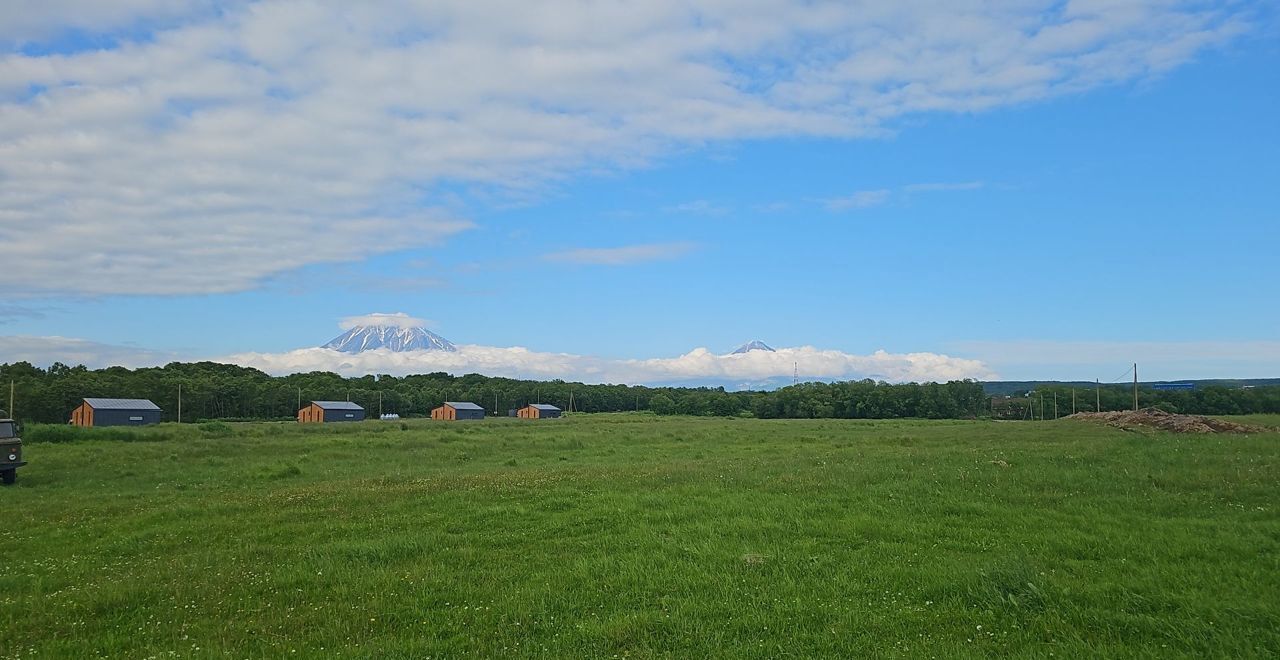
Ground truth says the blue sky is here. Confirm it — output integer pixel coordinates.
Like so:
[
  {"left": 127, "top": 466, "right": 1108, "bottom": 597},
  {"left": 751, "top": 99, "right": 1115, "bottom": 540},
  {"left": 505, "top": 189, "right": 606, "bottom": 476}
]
[{"left": 1, "top": 1, "right": 1277, "bottom": 384}]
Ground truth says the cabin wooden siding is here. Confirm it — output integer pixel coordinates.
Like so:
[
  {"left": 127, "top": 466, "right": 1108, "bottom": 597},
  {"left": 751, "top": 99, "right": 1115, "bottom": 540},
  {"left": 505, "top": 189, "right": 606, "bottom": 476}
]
[
  {"left": 298, "top": 403, "right": 323, "bottom": 423},
  {"left": 70, "top": 402, "right": 94, "bottom": 427}
]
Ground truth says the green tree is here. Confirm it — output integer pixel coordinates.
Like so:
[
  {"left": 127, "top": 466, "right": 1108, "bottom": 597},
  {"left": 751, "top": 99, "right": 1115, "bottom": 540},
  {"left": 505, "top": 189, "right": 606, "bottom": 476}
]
[{"left": 649, "top": 394, "right": 677, "bottom": 416}]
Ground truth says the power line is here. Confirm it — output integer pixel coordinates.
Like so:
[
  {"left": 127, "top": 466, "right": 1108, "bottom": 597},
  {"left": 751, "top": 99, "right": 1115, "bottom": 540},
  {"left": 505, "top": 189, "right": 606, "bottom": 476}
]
[{"left": 1107, "top": 365, "right": 1134, "bottom": 384}]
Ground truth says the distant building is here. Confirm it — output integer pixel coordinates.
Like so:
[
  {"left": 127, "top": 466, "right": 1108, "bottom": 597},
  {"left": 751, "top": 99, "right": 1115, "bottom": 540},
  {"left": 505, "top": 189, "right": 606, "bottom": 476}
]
[
  {"left": 517, "top": 404, "right": 562, "bottom": 419},
  {"left": 431, "top": 402, "right": 486, "bottom": 421},
  {"left": 69, "top": 398, "right": 163, "bottom": 427},
  {"left": 298, "top": 401, "right": 366, "bottom": 423}
]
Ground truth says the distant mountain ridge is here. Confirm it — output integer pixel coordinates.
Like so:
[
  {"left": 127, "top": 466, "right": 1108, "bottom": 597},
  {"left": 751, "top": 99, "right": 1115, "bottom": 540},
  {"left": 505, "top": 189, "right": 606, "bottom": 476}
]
[{"left": 322, "top": 326, "right": 457, "bottom": 353}]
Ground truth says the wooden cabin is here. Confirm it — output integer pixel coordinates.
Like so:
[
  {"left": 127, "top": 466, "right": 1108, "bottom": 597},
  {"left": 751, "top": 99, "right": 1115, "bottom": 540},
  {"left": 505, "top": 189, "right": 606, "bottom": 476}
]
[
  {"left": 517, "top": 404, "right": 562, "bottom": 419},
  {"left": 298, "top": 401, "right": 365, "bottom": 423},
  {"left": 69, "top": 398, "right": 163, "bottom": 427},
  {"left": 430, "top": 402, "right": 485, "bottom": 421}
]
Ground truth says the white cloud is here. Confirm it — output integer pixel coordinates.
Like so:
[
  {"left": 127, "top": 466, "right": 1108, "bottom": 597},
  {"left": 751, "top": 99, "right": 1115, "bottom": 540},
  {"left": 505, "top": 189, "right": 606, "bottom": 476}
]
[
  {"left": 0, "top": 304, "right": 52, "bottom": 324},
  {"left": 903, "top": 181, "right": 986, "bottom": 193},
  {"left": 0, "top": 330, "right": 995, "bottom": 385},
  {"left": 665, "top": 200, "right": 728, "bottom": 216},
  {"left": 11, "top": 332, "right": 1278, "bottom": 385},
  {"left": 823, "top": 180, "right": 989, "bottom": 210},
  {"left": 222, "top": 344, "right": 995, "bottom": 385},
  {"left": 338, "top": 312, "right": 431, "bottom": 330},
  {"left": 824, "top": 189, "right": 891, "bottom": 211},
  {"left": 0, "top": 1, "right": 1252, "bottom": 295},
  {"left": 544, "top": 242, "right": 697, "bottom": 266},
  {"left": 0, "top": 335, "right": 178, "bottom": 368},
  {"left": 0, "top": 1, "right": 234, "bottom": 44},
  {"left": 824, "top": 180, "right": 987, "bottom": 210}
]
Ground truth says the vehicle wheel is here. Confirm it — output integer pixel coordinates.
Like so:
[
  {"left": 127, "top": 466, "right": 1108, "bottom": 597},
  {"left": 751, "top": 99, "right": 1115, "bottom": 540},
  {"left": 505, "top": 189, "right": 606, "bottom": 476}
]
[{"left": 1, "top": 470, "right": 14, "bottom": 485}]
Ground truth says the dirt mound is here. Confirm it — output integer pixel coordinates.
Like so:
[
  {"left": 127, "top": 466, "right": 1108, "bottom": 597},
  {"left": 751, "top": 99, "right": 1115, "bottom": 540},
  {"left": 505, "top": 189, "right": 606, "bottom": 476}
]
[{"left": 1067, "top": 408, "right": 1265, "bottom": 434}]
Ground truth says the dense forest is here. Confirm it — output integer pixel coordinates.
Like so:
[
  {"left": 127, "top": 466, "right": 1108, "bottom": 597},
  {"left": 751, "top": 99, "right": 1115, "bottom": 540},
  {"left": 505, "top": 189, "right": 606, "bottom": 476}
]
[
  {"left": 0, "top": 361, "right": 1275, "bottom": 424},
  {"left": 997, "top": 382, "right": 1280, "bottom": 419},
  {"left": 982, "top": 378, "right": 1280, "bottom": 397}
]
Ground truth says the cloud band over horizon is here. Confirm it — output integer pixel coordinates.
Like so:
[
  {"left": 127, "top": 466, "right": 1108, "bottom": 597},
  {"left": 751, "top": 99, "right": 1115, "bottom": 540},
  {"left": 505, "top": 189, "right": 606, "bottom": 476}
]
[
  {"left": 222, "top": 344, "right": 996, "bottom": 385},
  {"left": 8, "top": 333, "right": 1280, "bottom": 383},
  {"left": 0, "top": 334, "right": 995, "bottom": 386}
]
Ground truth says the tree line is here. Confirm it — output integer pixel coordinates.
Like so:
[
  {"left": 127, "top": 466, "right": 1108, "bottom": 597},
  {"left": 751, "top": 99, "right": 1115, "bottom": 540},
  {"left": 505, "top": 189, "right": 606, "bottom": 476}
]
[
  {"left": 1, "top": 360, "right": 989, "bottom": 422},
  {"left": 992, "top": 383, "right": 1280, "bottom": 419},
  {"left": 1, "top": 360, "right": 1273, "bottom": 424},
  {"left": 0, "top": 361, "right": 656, "bottom": 423}
]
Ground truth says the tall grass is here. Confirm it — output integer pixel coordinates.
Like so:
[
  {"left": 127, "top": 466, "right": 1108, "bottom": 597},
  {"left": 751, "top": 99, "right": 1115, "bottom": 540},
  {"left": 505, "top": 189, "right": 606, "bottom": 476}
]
[{"left": 1, "top": 416, "right": 1277, "bottom": 657}]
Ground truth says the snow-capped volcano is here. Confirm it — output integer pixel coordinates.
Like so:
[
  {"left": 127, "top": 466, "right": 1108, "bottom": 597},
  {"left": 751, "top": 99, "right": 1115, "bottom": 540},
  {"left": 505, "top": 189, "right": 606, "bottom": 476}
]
[
  {"left": 322, "top": 326, "right": 457, "bottom": 353},
  {"left": 731, "top": 340, "right": 775, "bottom": 354}
]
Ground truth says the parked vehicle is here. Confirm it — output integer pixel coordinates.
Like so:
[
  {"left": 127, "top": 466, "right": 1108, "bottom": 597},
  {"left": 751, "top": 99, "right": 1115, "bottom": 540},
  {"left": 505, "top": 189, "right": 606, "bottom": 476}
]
[{"left": 0, "top": 413, "right": 25, "bottom": 485}]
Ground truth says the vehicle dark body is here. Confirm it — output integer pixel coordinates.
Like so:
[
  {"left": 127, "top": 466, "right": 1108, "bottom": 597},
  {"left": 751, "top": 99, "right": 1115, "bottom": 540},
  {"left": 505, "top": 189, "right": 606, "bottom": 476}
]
[{"left": 0, "top": 417, "right": 25, "bottom": 485}]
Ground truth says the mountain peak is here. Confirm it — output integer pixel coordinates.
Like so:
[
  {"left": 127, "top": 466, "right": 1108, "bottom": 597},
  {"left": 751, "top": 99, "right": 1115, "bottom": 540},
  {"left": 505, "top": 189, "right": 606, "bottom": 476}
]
[
  {"left": 731, "top": 340, "right": 775, "bottom": 354},
  {"left": 322, "top": 325, "right": 457, "bottom": 353}
]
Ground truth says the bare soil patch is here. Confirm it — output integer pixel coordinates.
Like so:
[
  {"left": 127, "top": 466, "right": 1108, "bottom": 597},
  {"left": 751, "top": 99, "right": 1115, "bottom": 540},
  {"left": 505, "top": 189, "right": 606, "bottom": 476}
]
[{"left": 1067, "top": 408, "right": 1265, "bottom": 434}]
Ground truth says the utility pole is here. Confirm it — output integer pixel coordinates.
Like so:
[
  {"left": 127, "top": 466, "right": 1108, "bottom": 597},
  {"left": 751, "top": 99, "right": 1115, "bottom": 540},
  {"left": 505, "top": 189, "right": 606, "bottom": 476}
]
[
  {"left": 1071, "top": 388, "right": 1076, "bottom": 415},
  {"left": 178, "top": 382, "right": 182, "bottom": 424},
  {"left": 1096, "top": 379, "right": 1101, "bottom": 412},
  {"left": 8, "top": 380, "right": 13, "bottom": 419},
  {"left": 494, "top": 391, "right": 499, "bottom": 416},
  {"left": 1133, "top": 363, "right": 1139, "bottom": 412},
  {"left": 1039, "top": 393, "right": 1044, "bottom": 421},
  {"left": 1053, "top": 391, "right": 1058, "bottom": 419},
  {"left": 379, "top": 390, "right": 383, "bottom": 417},
  {"left": 297, "top": 387, "right": 301, "bottom": 413}
]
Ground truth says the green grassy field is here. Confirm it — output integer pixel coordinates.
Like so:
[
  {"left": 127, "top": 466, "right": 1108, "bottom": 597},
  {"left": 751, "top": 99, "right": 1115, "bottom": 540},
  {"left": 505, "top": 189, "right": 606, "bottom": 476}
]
[
  {"left": 1221, "top": 414, "right": 1280, "bottom": 429},
  {"left": 3, "top": 415, "right": 1278, "bottom": 658}
]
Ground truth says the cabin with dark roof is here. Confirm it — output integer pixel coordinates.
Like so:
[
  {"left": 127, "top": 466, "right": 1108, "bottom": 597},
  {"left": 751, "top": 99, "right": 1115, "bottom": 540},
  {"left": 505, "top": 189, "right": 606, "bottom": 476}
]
[
  {"left": 69, "top": 398, "right": 163, "bottom": 427},
  {"left": 431, "top": 401, "right": 485, "bottom": 421},
  {"left": 517, "top": 403, "right": 562, "bottom": 419},
  {"left": 298, "top": 401, "right": 366, "bottom": 423}
]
